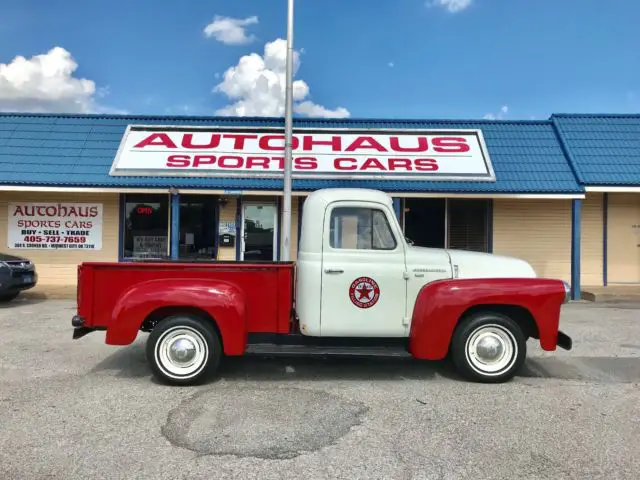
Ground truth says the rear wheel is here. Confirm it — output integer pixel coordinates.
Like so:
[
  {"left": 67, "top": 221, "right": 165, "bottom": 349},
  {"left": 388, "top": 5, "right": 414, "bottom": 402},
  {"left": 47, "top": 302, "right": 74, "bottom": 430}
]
[
  {"left": 450, "top": 312, "right": 526, "bottom": 383},
  {"left": 146, "top": 314, "right": 221, "bottom": 386}
]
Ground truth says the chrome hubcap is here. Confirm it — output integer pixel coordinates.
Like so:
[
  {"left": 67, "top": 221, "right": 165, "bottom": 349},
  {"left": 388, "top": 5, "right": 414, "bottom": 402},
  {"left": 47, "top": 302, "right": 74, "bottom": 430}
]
[
  {"left": 475, "top": 335, "right": 504, "bottom": 361},
  {"left": 169, "top": 338, "right": 197, "bottom": 364},
  {"left": 465, "top": 324, "right": 517, "bottom": 376},
  {"left": 155, "top": 326, "right": 209, "bottom": 379}
]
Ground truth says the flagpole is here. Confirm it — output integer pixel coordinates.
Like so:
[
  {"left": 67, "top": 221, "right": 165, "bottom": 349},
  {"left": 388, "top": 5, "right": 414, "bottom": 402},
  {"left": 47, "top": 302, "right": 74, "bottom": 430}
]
[{"left": 281, "top": 0, "right": 295, "bottom": 261}]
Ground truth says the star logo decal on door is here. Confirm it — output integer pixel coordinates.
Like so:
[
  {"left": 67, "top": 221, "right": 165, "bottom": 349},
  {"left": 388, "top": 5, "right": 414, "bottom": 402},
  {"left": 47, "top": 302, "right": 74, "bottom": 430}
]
[{"left": 349, "top": 277, "right": 381, "bottom": 309}]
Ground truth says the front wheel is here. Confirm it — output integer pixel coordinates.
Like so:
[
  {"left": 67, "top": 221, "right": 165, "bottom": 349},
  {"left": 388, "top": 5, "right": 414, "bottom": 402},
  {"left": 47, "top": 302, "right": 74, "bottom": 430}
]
[
  {"left": 146, "top": 314, "right": 222, "bottom": 386},
  {"left": 450, "top": 312, "right": 526, "bottom": 383}
]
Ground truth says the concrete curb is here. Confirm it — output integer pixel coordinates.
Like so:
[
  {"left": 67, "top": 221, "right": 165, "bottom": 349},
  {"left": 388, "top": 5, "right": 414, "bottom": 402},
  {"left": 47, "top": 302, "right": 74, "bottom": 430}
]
[{"left": 580, "top": 287, "right": 640, "bottom": 303}]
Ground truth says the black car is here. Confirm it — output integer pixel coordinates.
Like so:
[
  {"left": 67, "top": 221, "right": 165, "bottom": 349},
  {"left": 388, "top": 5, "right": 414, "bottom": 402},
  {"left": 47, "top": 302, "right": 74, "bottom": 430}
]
[{"left": 0, "top": 253, "right": 38, "bottom": 302}]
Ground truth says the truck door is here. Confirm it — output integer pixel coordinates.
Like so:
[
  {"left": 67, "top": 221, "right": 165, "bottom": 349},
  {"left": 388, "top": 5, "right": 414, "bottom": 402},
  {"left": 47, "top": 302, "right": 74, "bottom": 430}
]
[{"left": 320, "top": 201, "right": 407, "bottom": 337}]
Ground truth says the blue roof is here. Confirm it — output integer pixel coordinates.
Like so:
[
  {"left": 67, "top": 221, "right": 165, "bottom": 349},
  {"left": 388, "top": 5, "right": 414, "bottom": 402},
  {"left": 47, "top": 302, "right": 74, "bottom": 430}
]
[
  {"left": 0, "top": 112, "right": 583, "bottom": 194},
  {"left": 551, "top": 114, "right": 640, "bottom": 186}
]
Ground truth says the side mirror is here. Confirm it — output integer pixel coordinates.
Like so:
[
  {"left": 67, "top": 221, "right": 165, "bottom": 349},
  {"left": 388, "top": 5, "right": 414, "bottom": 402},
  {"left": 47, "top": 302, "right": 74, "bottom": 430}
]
[{"left": 405, "top": 236, "right": 414, "bottom": 245}]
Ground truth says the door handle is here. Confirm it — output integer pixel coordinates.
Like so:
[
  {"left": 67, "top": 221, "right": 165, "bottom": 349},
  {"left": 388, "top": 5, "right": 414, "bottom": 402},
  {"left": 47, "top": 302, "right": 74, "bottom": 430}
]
[{"left": 324, "top": 268, "right": 344, "bottom": 274}]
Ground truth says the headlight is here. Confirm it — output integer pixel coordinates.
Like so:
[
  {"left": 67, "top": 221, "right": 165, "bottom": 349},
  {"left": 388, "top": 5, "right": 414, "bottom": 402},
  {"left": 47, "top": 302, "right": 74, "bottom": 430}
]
[{"left": 562, "top": 281, "right": 571, "bottom": 303}]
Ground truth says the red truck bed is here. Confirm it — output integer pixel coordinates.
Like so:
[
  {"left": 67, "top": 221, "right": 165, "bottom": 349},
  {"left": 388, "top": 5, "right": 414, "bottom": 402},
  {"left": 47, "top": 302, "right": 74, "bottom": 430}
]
[{"left": 76, "top": 261, "right": 295, "bottom": 340}]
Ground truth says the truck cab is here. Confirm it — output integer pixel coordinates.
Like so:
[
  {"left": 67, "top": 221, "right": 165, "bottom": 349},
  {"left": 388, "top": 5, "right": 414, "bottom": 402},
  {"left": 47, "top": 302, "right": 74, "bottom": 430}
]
[
  {"left": 296, "top": 188, "right": 539, "bottom": 338},
  {"left": 71, "top": 188, "right": 572, "bottom": 386}
]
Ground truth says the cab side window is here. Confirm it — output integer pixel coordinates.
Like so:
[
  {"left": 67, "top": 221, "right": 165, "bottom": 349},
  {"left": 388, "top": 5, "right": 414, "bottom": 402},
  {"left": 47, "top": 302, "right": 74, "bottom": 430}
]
[{"left": 329, "top": 206, "right": 397, "bottom": 250}]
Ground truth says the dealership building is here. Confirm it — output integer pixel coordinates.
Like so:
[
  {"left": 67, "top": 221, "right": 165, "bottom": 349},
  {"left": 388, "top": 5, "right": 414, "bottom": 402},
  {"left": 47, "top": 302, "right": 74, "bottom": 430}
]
[{"left": 0, "top": 112, "right": 638, "bottom": 300}]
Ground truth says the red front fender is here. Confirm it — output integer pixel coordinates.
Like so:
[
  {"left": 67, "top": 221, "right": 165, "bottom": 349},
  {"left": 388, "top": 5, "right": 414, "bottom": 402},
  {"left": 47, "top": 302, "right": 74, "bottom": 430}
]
[
  {"left": 106, "top": 278, "right": 247, "bottom": 355},
  {"left": 408, "top": 277, "right": 568, "bottom": 360}
]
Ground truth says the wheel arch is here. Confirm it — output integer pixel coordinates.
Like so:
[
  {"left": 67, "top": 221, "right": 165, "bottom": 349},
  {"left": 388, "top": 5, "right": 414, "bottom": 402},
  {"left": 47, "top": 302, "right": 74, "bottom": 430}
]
[
  {"left": 408, "top": 277, "right": 566, "bottom": 360},
  {"left": 105, "top": 278, "right": 248, "bottom": 355},
  {"left": 141, "top": 306, "right": 224, "bottom": 351},
  {"left": 456, "top": 304, "right": 539, "bottom": 340}
]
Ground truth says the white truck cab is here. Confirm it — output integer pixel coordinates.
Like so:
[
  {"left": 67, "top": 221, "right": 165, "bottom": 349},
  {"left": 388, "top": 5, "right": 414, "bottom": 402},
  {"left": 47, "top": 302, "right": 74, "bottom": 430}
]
[{"left": 295, "top": 188, "right": 538, "bottom": 337}]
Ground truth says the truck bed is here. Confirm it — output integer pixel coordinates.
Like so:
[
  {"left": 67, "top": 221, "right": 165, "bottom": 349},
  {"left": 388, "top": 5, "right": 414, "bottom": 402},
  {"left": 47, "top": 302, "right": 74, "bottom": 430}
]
[{"left": 76, "top": 260, "right": 295, "bottom": 335}]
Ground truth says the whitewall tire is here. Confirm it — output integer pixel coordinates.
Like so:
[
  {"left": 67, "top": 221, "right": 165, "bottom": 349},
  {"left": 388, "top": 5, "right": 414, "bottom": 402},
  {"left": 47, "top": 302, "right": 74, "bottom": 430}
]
[
  {"left": 450, "top": 312, "right": 526, "bottom": 383},
  {"left": 146, "top": 314, "right": 221, "bottom": 386}
]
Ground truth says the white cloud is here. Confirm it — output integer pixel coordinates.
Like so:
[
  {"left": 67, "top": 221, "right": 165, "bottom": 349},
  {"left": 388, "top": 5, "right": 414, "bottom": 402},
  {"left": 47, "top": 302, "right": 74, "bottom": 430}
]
[
  {"left": 484, "top": 105, "right": 508, "bottom": 120},
  {"left": 0, "top": 46, "right": 99, "bottom": 113},
  {"left": 294, "top": 101, "right": 350, "bottom": 118},
  {"left": 427, "top": 0, "right": 473, "bottom": 13},
  {"left": 214, "top": 38, "right": 350, "bottom": 118},
  {"left": 204, "top": 15, "right": 259, "bottom": 45}
]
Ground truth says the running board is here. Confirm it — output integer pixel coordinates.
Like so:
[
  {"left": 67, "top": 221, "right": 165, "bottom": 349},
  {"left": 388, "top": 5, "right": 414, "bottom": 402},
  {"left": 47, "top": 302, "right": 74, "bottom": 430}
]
[{"left": 244, "top": 343, "right": 412, "bottom": 358}]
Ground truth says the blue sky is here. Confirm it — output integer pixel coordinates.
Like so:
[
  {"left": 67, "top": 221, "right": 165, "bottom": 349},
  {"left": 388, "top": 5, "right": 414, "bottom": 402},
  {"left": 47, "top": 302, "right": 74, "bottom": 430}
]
[{"left": 0, "top": 0, "right": 638, "bottom": 119}]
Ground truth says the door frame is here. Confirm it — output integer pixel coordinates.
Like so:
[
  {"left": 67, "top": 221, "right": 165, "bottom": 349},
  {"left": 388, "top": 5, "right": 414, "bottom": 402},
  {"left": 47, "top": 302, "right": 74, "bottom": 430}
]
[
  {"left": 240, "top": 199, "right": 278, "bottom": 261},
  {"left": 319, "top": 199, "right": 409, "bottom": 336}
]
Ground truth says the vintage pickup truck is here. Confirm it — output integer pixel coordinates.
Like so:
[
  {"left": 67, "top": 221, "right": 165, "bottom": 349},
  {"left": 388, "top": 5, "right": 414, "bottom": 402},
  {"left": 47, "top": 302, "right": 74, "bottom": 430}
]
[{"left": 71, "top": 188, "right": 572, "bottom": 384}]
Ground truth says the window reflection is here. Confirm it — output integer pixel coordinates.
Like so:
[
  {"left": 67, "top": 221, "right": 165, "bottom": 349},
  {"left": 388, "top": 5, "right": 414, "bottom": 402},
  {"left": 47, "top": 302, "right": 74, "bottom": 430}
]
[
  {"left": 179, "top": 195, "right": 218, "bottom": 260},
  {"left": 123, "top": 194, "right": 170, "bottom": 259}
]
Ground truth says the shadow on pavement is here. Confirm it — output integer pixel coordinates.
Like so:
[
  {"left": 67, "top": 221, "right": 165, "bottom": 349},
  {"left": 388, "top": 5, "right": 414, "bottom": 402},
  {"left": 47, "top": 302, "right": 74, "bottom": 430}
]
[
  {"left": 521, "top": 356, "right": 640, "bottom": 383},
  {"left": 89, "top": 342, "right": 151, "bottom": 379},
  {"left": 0, "top": 294, "right": 47, "bottom": 309},
  {"left": 89, "top": 342, "right": 459, "bottom": 383},
  {"left": 88, "top": 341, "right": 640, "bottom": 385},
  {"left": 218, "top": 355, "right": 457, "bottom": 382}
]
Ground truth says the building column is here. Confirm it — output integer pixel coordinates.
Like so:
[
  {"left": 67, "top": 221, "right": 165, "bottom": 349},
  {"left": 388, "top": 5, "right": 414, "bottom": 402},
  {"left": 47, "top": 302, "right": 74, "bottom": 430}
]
[
  {"left": 235, "top": 197, "right": 242, "bottom": 261},
  {"left": 486, "top": 199, "right": 494, "bottom": 253},
  {"left": 571, "top": 199, "right": 582, "bottom": 300},
  {"left": 170, "top": 191, "right": 180, "bottom": 260},
  {"left": 392, "top": 197, "right": 401, "bottom": 220},
  {"left": 602, "top": 193, "right": 608, "bottom": 286},
  {"left": 297, "top": 197, "right": 303, "bottom": 253}
]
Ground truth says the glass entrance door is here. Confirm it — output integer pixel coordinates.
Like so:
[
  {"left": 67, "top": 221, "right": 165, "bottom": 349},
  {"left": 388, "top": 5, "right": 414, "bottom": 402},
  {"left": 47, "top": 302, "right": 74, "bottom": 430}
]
[
  {"left": 178, "top": 195, "right": 218, "bottom": 260},
  {"left": 241, "top": 202, "right": 277, "bottom": 261}
]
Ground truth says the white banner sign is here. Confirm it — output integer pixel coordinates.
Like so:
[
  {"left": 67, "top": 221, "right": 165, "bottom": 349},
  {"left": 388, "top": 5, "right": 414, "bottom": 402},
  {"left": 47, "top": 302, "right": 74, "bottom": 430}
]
[
  {"left": 109, "top": 126, "right": 496, "bottom": 181},
  {"left": 7, "top": 203, "right": 103, "bottom": 250}
]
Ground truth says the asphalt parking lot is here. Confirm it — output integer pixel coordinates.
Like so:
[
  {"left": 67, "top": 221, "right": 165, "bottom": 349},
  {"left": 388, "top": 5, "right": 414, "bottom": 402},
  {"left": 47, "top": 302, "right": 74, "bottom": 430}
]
[{"left": 0, "top": 299, "right": 639, "bottom": 480}]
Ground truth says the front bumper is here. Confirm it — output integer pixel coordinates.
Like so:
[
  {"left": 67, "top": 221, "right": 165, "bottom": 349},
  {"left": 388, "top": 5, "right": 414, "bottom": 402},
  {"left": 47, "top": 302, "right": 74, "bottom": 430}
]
[{"left": 0, "top": 269, "right": 37, "bottom": 294}]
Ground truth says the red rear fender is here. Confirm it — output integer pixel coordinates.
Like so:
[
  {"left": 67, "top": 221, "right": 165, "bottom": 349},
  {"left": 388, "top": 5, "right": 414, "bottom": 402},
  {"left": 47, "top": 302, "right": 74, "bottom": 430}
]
[
  {"left": 106, "top": 278, "right": 247, "bottom": 355},
  {"left": 408, "top": 277, "right": 568, "bottom": 360}
]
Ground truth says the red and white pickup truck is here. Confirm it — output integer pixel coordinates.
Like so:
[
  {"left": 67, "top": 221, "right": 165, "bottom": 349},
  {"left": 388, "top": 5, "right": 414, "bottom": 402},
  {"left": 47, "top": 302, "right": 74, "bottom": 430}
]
[{"left": 71, "top": 188, "right": 572, "bottom": 384}]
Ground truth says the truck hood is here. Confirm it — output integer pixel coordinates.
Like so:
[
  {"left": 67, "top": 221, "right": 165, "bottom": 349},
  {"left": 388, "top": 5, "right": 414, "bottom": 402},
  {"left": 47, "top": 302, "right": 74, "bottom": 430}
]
[{"left": 445, "top": 248, "right": 537, "bottom": 279}]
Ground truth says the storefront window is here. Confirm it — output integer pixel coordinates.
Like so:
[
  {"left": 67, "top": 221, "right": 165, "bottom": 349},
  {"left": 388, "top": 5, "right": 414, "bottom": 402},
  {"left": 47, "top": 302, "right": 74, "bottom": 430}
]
[
  {"left": 404, "top": 198, "right": 446, "bottom": 248},
  {"left": 179, "top": 195, "right": 218, "bottom": 260},
  {"left": 242, "top": 202, "right": 277, "bottom": 261},
  {"left": 447, "top": 199, "right": 490, "bottom": 252},
  {"left": 402, "top": 198, "right": 489, "bottom": 252},
  {"left": 122, "top": 194, "right": 170, "bottom": 259}
]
